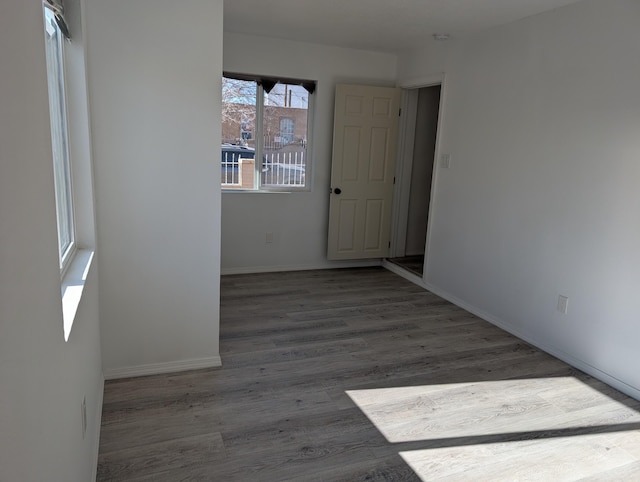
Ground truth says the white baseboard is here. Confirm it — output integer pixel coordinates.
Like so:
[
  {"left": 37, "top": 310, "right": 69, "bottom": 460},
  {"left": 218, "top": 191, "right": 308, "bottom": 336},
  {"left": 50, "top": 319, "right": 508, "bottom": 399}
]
[
  {"left": 221, "top": 259, "right": 382, "bottom": 276},
  {"left": 381, "top": 262, "right": 640, "bottom": 402},
  {"left": 103, "top": 356, "right": 222, "bottom": 380}
]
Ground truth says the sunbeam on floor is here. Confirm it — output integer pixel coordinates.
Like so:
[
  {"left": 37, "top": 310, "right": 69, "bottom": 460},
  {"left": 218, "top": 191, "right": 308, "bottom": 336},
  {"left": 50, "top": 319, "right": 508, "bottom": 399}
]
[{"left": 347, "top": 377, "right": 640, "bottom": 480}]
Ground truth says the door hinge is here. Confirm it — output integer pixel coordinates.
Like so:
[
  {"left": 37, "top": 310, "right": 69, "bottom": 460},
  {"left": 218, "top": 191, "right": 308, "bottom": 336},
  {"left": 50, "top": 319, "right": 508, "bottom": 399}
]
[
  {"left": 388, "top": 241, "right": 391, "bottom": 248},
  {"left": 399, "top": 108, "right": 402, "bottom": 117},
  {"left": 393, "top": 176, "right": 396, "bottom": 185}
]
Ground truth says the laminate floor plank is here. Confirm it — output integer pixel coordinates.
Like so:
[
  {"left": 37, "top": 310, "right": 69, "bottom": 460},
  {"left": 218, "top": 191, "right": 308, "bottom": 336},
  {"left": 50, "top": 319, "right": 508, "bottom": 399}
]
[
  {"left": 285, "top": 297, "right": 457, "bottom": 323},
  {"left": 270, "top": 320, "right": 425, "bottom": 347},
  {"left": 579, "top": 460, "right": 640, "bottom": 481},
  {"left": 219, "top": 318, "right": 349, "bottom": 339},
  {"left": 220, "top": 337, "right": 368, "bottom": 369},
  {"left": 97, "top": 432, "right": 226, "bottom": 481},
  {"left": 98, "top": 267, "right": 640, "bottom": 481},
  {"left": 98, "top": 408, "right": 221, "bottom": 454},
  {"left": 318, "top": 453, "right": 423, "bottom": 482},
  {"left": 218, "top": 336, "right": 278, "bottom": 356}
]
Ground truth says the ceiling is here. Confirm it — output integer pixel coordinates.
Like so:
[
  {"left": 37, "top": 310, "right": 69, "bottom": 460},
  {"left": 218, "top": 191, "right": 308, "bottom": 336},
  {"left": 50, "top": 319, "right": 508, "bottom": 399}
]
[{"left": 224, "top": 0, "right": 584, "bottom": 52}]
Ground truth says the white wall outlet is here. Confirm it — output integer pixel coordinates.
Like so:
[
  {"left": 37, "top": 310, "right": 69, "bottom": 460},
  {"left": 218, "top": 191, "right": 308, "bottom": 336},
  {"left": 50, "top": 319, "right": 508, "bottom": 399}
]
[
  {"left": 81, "top": 396, "right": 87, "bottom": 439},
  {"left": 265, "top": 232, "right": 274, "bottom": 244},
  {"left": 440, "top": 153, "right": 451, "bottom": 169},
  {"left": 557, "top": 295, "right": 569, "bottom": 314}
]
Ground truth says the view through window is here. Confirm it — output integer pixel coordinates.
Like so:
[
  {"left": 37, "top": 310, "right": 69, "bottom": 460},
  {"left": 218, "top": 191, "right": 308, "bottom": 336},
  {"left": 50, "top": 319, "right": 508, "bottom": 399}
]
[{"left": 221, "top": 74, "right": 313, "bottom": 190}]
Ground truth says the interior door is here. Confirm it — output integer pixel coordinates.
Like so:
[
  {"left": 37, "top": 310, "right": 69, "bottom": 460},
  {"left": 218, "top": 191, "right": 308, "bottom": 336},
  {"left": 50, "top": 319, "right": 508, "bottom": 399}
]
[{"left": 327, "top": 84, "right": 401, "bottom": 260}]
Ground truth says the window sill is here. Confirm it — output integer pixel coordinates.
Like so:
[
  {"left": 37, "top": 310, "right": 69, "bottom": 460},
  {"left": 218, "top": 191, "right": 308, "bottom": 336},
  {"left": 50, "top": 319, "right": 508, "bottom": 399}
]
[
  {"left": 222, "top": 188, "right": 313, "bottom": 194},
  {"left": 222, "top": 189, "right": 293, "bottom": 194},
  {"left": 61, "top": 249, "right": 94, "bottom": 342}
]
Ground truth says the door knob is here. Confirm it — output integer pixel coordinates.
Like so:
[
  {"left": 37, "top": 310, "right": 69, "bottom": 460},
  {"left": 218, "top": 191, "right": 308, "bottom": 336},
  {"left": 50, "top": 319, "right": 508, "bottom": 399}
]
[{"left": 333, "top": 188, "right": 342, "bottom": 195}]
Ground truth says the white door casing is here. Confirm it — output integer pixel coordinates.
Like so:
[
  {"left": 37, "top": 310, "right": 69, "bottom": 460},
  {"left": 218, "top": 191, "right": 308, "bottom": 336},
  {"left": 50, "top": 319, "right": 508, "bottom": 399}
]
[{"left": 327, "top": 84, "right": 401, "bottom": 260}]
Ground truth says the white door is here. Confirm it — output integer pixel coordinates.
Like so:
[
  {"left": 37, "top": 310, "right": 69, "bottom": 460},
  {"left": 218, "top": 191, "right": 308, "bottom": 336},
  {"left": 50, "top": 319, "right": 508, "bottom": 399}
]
[{"left": 327, "top": 84, "right": 401, "bottom": 260}]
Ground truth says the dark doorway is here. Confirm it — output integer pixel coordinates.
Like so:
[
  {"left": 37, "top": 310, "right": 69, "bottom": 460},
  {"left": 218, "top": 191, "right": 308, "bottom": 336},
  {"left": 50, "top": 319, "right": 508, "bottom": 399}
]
[{"left": 390, "top": 85, "right": 441, "bottom": 276}]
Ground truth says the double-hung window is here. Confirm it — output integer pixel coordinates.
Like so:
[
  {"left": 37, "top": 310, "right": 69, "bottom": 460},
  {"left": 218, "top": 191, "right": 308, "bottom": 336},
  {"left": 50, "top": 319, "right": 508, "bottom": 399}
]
[
  {"left": 221, "top": 73, "right": 315, "bottom": 190},
  {"left": 43, "top": 4, "right": 75, "bottom": 270}
]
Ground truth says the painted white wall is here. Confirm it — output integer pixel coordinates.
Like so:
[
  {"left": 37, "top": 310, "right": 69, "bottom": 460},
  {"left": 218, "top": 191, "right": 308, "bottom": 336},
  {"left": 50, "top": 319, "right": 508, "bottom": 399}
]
[
  {"left": 0, "top": 1, "right": 103, "bottom": 480},
  {"left": 85, "top": 0, "right": 223, "bottom": 375},
  {"left": 398, "top": 0, "right": 640, "bottom": 396},
  {"left": 397, "top": 40, "right": 449, "bottom": 87},
  {"left": 222, "top": 33, "right": 397, "bottom": 273}
]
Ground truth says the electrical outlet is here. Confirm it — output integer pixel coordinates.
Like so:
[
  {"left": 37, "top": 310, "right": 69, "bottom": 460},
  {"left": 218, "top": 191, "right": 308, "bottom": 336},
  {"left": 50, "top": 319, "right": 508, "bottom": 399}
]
[
  {"left": 557, "top": 295, "right": 569, "bottom": 314},
  {"left": 81, "top": 396, "right": 87, "bottom": 439},
  {"left": 440, "top": 153, "right": 451, "bottom": 169},
  {"left": 265, "top": 232, "right": 274, "bottom": 244}
]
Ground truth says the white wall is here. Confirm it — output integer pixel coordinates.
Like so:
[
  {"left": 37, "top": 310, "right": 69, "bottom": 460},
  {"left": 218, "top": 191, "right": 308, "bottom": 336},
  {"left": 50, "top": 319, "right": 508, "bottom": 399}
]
[
  {"left": 398, "top": 0, "right": 640, "bottom": 397},
  {"left": 222, "top": 33, "right": 397, "bottom": 273},
  {"left": 85, "top": 0, "right": 223, "bottom": 376},
  {"left": 0, "top": 1, "right": 103, "bottom": 480}
]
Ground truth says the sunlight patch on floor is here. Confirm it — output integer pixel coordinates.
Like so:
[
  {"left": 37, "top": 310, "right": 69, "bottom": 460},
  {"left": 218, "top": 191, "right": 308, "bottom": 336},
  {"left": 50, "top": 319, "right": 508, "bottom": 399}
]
[
  {"left": 347, "top": 377, "right": 640, "bottom": 479},
  {"left": 346, "top": 377, "right": 640, "bottom": 443},
  {"left": 399, "top": 433, "right": 637, "bottom": 481}
]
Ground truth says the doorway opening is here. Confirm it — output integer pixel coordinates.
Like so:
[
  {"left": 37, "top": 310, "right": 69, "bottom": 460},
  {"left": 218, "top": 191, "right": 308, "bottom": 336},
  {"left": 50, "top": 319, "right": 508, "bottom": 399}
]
[{"left": 389, "top": 84, "right": 442, "bottom": 277}]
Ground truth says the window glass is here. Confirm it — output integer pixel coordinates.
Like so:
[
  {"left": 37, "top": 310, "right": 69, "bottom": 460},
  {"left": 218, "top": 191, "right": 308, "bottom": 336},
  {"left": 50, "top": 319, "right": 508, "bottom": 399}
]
[
  {"left": 44, "top": 7, "right": 75, "bottom": 268},
  {"left": 221, "top": 78, "right": 257, "bottom": 188},
  {"left": 262, "top": 84, "right": 308, "bottom": 188},
  {"left": 221, "top": 75, "right": 311, "bottom": 190}
]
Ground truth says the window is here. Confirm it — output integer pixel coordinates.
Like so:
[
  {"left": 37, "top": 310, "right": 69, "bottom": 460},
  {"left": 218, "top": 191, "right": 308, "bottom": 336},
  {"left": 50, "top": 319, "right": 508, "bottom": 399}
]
[
  {"left": 44, "top": 6, "right": 75, "bottom": 270},
  {"left": 279, "top": 118, "right": 295, "bottom": 144},
  {"left": 43, "top": 1, "right": 97, "bottom": 341},
  {"left": 221, "top": 73, "right": 315, "bottom": 190}
]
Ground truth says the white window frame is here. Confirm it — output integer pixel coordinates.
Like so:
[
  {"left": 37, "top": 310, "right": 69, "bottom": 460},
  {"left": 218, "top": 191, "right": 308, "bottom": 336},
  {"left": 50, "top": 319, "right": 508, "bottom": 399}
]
[
  {"left": 222, "top": 74, "right": 315, "bottom": 192},
  {"left": 44, "top": 6, "right": 76, "bottom": 273}
]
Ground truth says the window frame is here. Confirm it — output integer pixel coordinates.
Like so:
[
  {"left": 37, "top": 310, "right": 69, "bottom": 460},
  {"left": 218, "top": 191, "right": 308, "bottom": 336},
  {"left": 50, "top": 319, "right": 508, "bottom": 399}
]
[
  {"left": 43, "top": 6, "right": 76, "bottom": 273},
  {"left": 221, "top": 73, "right": 315, "bottom": 193}
]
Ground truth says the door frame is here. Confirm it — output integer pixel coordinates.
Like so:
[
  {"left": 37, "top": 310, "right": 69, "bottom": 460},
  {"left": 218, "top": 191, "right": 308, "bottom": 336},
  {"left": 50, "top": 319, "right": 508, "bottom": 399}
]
[{"left": 389, "top": 73, "right": 447, "bottom": 280}]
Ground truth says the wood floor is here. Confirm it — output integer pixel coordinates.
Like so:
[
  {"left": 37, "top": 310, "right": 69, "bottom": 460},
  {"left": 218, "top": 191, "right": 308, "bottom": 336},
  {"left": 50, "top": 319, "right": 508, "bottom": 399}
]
[{"left": 97, "top": 267, "right": 640, "bottom": 481}]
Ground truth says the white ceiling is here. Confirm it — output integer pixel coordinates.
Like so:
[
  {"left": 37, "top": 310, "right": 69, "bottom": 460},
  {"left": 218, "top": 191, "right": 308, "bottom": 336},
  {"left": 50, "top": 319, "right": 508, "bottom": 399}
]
[{"left": 224, "top": 0, "right": 584, "bottom": 52}]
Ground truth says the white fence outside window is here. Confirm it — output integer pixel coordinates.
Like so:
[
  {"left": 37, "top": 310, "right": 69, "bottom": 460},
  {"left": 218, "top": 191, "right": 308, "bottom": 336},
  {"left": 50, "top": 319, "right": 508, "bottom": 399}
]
[{"left": 222, "top": 150, "right": 306, "bottom": 188}]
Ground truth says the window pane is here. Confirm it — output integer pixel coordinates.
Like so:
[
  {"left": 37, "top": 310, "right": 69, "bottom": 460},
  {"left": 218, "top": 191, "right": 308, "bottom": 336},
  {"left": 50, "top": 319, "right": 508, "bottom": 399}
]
[
  {"left": 44, "top": 8, "right": 74, "bottom": 266},
  {"left": 221, "top": 78, "right": 257, "bottom": 188},
  {"left": 262, "top": 84, "right": 308, "bottom": 187}
]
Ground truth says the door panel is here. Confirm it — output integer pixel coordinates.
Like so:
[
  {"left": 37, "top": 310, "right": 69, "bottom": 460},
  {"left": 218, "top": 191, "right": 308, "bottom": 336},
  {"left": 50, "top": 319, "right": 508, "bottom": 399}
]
[
  {"left": 364, "top": 199, "right": 384, "bottom": 251},
  {"left": 341, "top": 126, "right": 361, "bottom": 181},
  {"left": 369, "top": 128, "right": 389, "bottom": 181},
  {"left": 327, "top": 84, "right": 401, "bottom": 260},
  {"left": 337, "top": 200, "right": 358, "bottom": 252}
]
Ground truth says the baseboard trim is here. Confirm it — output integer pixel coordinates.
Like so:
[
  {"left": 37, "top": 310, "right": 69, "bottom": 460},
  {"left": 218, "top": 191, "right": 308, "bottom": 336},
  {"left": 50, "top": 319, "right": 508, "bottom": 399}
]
[
  {"left": 425, "top": 283, "right": 640, "bottom": 401},
  {"left": 381, "top": 262, "right": 640, "bottom": 402},
  {"left": 103, "top": 356, "right": 222, "bottom": 380},
  {"left": 221, "top": 259, "right": 382, "bottom": 276}
]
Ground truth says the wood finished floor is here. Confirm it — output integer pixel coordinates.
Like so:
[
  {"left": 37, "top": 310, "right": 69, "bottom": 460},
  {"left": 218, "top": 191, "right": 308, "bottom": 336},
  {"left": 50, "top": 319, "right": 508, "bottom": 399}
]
[{"left": 97, "top": 267, "right": 640, "bottom": 481}]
